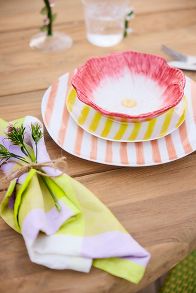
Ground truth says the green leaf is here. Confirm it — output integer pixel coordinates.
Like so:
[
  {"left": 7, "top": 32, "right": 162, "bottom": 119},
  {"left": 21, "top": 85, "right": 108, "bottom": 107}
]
[
  {"left": 127, "top": 10, "right": 134, "bottom": 17},
  {"left": 52, "top": 13, "right": 57, "bottom": 22},
  {"left": 40, "top": 25, "right": 48, "bottom": 32},
  {"left": 126, "top": 10, "right": 134, "bottom": 21},
  {"left": 40, "top": 6, "right": 47, "bottom": 15}
]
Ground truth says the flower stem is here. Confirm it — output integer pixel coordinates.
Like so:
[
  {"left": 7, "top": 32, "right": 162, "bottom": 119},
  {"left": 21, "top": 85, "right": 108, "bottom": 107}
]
[
  {"left": 124, "top": 10, "right": 134, "bottom": 38},
  {"left": 35, "top": 143, "right": 38, "bottom": 163},
  {"left": 11, "top": 154, "right": 30, "bottom": 164},
  {"left": 44, "top": 0, "right": 53, "bottom": 36},
  {"left": 23, "top": 144, "right": 31, "bottom": 158},
  {"left": 20, "top": 143, "right": 34, "bottom": 162}
]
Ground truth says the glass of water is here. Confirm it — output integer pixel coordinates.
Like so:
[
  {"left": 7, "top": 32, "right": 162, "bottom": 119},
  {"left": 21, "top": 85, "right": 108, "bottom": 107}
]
[{"left": 82, "top": 0, "right": 131, "bottom": 47}]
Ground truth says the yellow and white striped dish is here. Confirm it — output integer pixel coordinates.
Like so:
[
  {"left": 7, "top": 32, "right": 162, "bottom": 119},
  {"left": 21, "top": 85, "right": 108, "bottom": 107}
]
[
  {"left": 41, "top": 74, "right": 196, "bottom": 167},
  {"left": 66, "top": 88, "right": 187, "bottom": 142}
]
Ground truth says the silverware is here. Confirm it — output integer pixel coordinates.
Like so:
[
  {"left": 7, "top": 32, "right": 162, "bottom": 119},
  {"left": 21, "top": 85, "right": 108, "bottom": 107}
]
[
  {"left": 162, "top": 45, "right": 196, "bottom": 65},
  {"left": 162, "top": 45, "right": 196, "bottom": 71},
  {"left": 167, "top": 61, "right": 196, "bottom": 71}
]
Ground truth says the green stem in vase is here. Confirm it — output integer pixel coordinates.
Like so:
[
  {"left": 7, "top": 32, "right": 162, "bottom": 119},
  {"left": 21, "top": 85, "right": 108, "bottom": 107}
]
[
  {"left": 41, "top": 0, "right": 57, "bottom": 37},
  {"left": 44, "top": 0, "right": 53, "bottom": 36},
  {"left": 124, "top": 10, "right": 134, "bottom": 38}
]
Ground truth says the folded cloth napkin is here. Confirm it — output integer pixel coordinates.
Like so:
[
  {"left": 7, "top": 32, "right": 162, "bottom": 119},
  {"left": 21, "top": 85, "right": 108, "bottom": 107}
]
[{"left": 0, "top": 116, "right": 150, "bottom": 284}]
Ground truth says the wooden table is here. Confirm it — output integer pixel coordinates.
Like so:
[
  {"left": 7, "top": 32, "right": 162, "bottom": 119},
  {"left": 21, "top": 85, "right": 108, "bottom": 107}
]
[{"left": 0, "top": 1, "right": 196, "bottom": 292}]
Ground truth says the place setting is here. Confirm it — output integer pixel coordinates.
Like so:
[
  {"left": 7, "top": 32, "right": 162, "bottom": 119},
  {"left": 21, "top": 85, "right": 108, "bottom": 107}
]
[
  {"left": 1, "top": 1, "right": 196, "bottom": 292},
  {"left": 42, "top": 50, "right": 196, "bottom": 167}
]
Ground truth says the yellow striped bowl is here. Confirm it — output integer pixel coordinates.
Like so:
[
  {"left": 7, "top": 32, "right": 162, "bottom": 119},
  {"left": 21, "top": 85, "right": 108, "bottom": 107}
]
[{"left": 66, "top": 88, "right": 187, "bottom": 142}]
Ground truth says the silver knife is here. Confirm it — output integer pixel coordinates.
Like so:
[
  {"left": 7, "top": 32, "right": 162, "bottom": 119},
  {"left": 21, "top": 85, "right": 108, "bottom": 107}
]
[{"left": 168, "top": 61, "right": 196, "bottom": 71}]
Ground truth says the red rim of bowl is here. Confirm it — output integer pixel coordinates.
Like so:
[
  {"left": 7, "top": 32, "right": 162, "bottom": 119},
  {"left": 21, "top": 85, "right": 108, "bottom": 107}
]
[{"left": 72, "top": 51, "right": 186, "bottom": 120}]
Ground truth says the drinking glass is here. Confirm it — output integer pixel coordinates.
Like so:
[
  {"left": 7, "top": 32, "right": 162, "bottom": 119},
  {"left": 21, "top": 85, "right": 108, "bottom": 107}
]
[{"left": 82, "top": 0, "right": 131, "bottom": 47}]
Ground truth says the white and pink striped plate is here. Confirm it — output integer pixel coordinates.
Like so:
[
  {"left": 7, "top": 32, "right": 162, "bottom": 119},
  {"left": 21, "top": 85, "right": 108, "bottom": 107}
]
[{"left": 41, "top": 73, "right": 196, "bottom": 167}]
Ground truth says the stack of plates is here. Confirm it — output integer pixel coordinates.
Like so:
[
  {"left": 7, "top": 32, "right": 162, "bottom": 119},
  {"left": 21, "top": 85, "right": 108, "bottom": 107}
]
[{"left": 41, "top": 51, "right": 196, "bottom": 167}]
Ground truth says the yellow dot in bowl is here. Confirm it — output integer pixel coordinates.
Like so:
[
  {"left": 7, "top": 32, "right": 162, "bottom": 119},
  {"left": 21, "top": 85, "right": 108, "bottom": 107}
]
[{"left": 122, "top": 99, "right": 137, "bottom": 108}]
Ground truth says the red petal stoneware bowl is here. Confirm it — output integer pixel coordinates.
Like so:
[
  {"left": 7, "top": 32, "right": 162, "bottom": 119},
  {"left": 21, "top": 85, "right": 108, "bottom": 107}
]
[{"left": 71, "top": 51, "right": 185, "bottom": 122}]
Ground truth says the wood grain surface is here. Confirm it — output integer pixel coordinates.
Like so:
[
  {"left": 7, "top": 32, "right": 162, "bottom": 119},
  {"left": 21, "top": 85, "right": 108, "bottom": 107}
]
[{"left": 0, "top": 0, "right": 196, "bottom": 292}]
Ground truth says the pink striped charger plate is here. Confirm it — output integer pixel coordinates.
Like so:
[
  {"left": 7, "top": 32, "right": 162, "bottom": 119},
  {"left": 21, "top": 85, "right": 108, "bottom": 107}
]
[{"left": 41, "top": 73, "right": 196, "bottom": 167}]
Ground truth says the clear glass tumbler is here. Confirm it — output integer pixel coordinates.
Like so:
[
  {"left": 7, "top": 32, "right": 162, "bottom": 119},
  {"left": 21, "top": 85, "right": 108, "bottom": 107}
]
[{"left": 82, "top": 0, "right": 131, "bottom": 47}]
